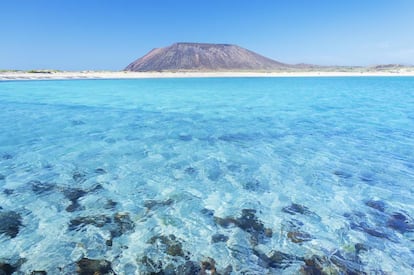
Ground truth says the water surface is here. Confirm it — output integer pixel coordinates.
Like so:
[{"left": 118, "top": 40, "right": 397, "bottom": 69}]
[{"left": 0, "top": 77, "right": 413, "bottom": 274}]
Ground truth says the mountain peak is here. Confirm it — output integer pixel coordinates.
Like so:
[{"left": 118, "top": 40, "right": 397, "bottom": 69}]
[{"left": 172, "top": 42, "right": 234, "bottom": 47}]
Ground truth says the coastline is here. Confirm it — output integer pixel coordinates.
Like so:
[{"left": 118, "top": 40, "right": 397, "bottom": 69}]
[{"left": 1, "top": 70, "right": 414, "bottom": 81}]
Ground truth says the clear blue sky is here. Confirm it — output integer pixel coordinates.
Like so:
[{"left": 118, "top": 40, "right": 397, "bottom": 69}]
[{"left": 1, "top": 0, "right": 413, "bottom": 70}]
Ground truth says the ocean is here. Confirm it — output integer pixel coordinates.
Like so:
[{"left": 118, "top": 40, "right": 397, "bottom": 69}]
[{"left": 0, "top": 77, "right": 413, "bottom": 274}]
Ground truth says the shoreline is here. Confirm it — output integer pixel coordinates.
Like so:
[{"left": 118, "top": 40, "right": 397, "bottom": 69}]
[{"left": 1, "top": 70, "right": 414, "bottom": 81}]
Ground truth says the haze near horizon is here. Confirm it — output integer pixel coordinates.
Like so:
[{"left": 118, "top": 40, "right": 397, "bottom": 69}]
[{"left": 1, "top": 0, "right": 413, "bottom": 70}]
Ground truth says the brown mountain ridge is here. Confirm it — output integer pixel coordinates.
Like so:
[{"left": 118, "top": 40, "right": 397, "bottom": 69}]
[{"left": 124, "top": 42, "right": 291, "bottom": 71}]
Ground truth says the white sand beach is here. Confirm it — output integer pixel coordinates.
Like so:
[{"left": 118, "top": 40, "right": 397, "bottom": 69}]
[{"left": 1, "top": 70, "right": 414, "bottom": 81}]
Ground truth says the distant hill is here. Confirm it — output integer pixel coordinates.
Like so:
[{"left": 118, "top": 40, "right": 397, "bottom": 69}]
[{"left": 125, "top": 42, "right": 291, "bottom": 71}]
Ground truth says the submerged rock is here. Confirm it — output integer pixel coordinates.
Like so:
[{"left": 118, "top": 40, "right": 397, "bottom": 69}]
[
  {"left": 3, "top": 189, "right": 13, "bottom": 195},
  {"left": 160, "top": 263, "right": 176, "bottom": 274},
  {"left": 140, "top": 255, "right": 226, "bottom": 275},
  {"left": 69, "top": 212, "right": 135, "bottom": 243},
  {"left": 148, "top": 234, "right": 185, "bottom": 257},
  {"left": 167, "top": 243, "right": 184, "bottom": 257},
  {"left": 282, "top": 203, "right": 315, "bottom": 216},
  {"left": 76, "top": 258, "right": 115, "bottom": 275},
  {"left": 140, "top": 256, "right": 163, "bottom": 274},
  {"left": 264, "top": 228, "right": 273, "bottom": 238},
  {"left": 254, "top": 249, "right": 303, "bottom": 269},
  {"left": 0, "top": 262, "right": 17, "bottom": 275},
  {"left": 184, "top": 167, "right": 197, "bottom": 175},
  {"left": 140, "top": 258, "right": 201, "bottom": 275},
  {"left": 301, "top": 250, "right": 368, "bottom": 275},
  {"left": 0, "top": 210, "right": 22, "bottom": 238},
  {"left": 201, "top": 257, "right": 216, "bottom": 274},
  {"left": 214, "top": 209, "right": 273, "bottom": 245},
  {"left": 355, "top": 243, "right": 369, "bottom": 254},
  {"left": 267, "top": 251, "right": 303, "bottom": 269},
  {"left": 64, "top": 188, "right": 87, "bottom": 212},
  {"left": 178, "top": 133, "right": 192, "bottom": 141},
  {"left": 350, "top": 221, "right": 390, "bottom": 239},
  {"left": 214, "top": 216, "right": 238, "bottom": 228},
  {"left": 365, "top": 199, "right": 386, "bottom": 212},
  {"left": 31, "top": 271, "right": 47, "bottom": 275},
  {"left": 300, "top": 255, "right": 326, "bottom": 275},
  {"left": 30, "top": 180, "right": 55, "bottom": 194},
  {"left": 111, "top": 212, "right": 135, "bottom": 238},
  {"left": 237, "top": 209, "right": 265, "bottom": 233},
  {"left": 218, "top": 133, "right": 255, "bottom": 143},
  {"left": 243, "top": 179, "right": 262, "bottom": 191},
  {"left": 287, "top": 231, "right": 313, "bottom": 243},
  {"left": 94, "top": 168, "right": 107, "bottom": 174},
  {"left": 63, "top": 188, "right": 87, "bottom": 201},
  {"left": 345, "top": 211, "right": 396, "bottom": 241},
  {"left": 104, "top": 199, "right": 117, "bottom": 210},
  {"left": 205, "top": 159, "right": 222, "bottom": 181},
  {"left": 72, "top": 171, "right": 87, "bottom": 183},
  {"left": 144, "top": 198, "right": 174, "bottom": 211},
  {"left": 200, "top": 208, "right": 214, "bottom": 217},
  {"left": 211, "top": 233, "right": 229, "bottom": 243},
  {"left": 330, "top": 251, "right": 366, "bottom": 275},
  {"left": 387, "top": 212, "right": 414, "bottom": 233},
  {"left": 221, "top": 265, "right": 233, "bottom": 275},
  {"left": 0, "top": 258, "right": 25, "bottom": 275},
  {"left": 333, "top": 170, "right": 352, "bottom": 179},
  {"left": 176, "top": 261, "right": 201, "bottom": 275},
  {"left": 66, "top": 203, "right": 81, "bottom": 213},
  {"left": 64, "top": 185, "right": 102, "bottom": 212},
  {"left": 359, "top": 173, "right": 375, "bottom": 183},
  {"left": 106, "top": 239, "right": 113, "bottom": 247},
  {"left": 2, "top": 153, "right": 13, "bottom": 160},
  {"left": 71, "top": 120, "right": 85, "bottom": 126},
  {"left": 69, "top": 215, "right": 111, "bottom": 230}
]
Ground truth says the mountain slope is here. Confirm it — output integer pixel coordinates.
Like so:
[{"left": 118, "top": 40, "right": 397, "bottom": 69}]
[{"left": 125, "top": 43, "right": 289, "bottom": 71}]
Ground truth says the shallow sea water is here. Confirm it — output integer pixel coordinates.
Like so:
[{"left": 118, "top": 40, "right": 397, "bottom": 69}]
[{"left": 0, "top": 77, "right": 414, "bottom": 274}]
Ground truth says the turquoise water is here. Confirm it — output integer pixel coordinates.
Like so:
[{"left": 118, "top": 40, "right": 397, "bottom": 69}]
[{"left": 0, "top": 77, "right": 413, "bottom": 274}]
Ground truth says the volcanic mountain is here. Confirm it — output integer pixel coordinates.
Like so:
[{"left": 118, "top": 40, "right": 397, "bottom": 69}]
[{"left": 125, "top": 42, "right": 290, "bottom": 71}]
